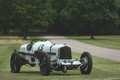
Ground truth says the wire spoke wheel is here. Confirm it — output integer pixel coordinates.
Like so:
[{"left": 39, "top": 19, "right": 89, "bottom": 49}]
[
  {"left": 40, "top": 52, "right": 50, "bottom": 76},
  {"left": 80, "top": 52, "right": 92, "bottom": 74}
]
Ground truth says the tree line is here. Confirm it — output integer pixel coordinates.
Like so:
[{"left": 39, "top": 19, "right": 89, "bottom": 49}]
[{"left": 0, "top": 0, "right": 120, "bottom": 39}]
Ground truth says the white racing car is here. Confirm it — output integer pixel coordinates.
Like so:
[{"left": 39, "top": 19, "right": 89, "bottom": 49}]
[{"left": 10, "top": 38, "right": 92, "bottom": 76}]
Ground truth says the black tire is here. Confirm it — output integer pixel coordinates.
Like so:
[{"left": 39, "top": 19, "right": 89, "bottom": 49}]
[
  {"left": 39, "top": 52, "right": 50, "bottom": 76},
  {"left": 80, "top": 52, "right": 92, "bottom": 74},
  {"left": 10, "top": 52, "right": 21, "bottom": 73}
]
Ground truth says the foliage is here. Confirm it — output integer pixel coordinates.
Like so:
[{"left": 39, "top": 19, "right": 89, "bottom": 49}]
[
  {"left": 0, "top": 0, "right": 119, "bottom": 38},
  {"left": 51, "top": 0, "right": 68, "bottom": 14},
  {"left": 12, "top": 0, "right": 57, "bottom": 39},
  {"left": 60, "top": 0, "right": 118, "bottom": 38},
  {"left": 0, "top": 0, "right": 14, "bottom": 34},
  {"left": 0, "top": 0, "right": 57, "bottom": 39},
  {"left": 50, "top": 0, "right": 68, "bottom": 34},
  {"left": 116, "top": 0, "right": 120, "bottom": 34}
]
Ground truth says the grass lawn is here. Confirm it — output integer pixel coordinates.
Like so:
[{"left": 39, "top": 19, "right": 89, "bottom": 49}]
[
  {"left": 67, "top": 35, "right": 120, "bottom": 50},
  {"left": 0, "top": 36, "right": 120, "bottom": 80}
]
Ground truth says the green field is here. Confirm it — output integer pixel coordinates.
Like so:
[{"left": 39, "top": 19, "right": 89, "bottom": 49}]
[
  {"left": 67, "top": 35, "right": 120, "bottom": 50},
  {"left": 0, "top": 36, "right": 120, "bottom": 80}
]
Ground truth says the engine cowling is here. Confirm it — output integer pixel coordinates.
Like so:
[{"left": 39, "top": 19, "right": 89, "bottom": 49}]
[{"left": 42, "top": 43, "right": 72, "bottom": 60}]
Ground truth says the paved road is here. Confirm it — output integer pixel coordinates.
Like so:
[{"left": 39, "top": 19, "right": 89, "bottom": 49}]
[{"left": 43, "top": 36, "right": 120, "bottom": 62}]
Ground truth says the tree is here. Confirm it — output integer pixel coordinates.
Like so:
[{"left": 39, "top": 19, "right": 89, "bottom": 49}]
[
  {"left": 116, "top": 0, "right": 120, "bottom": 34},
  {"left": 12, "top": 0, "right": 57, "bottom": 39},
  {"left": 0, "top": 0, "right": 14, "bottom": 34},
  {"left": 50, "top": 0, "right": 68, "bottom": 34},
  {"left": 60, "top": 0, "right": 118, "bottom": 38}
]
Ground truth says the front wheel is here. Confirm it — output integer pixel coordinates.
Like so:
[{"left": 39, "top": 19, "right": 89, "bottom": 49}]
[
  {"left": 39, "top": 52, "right": 50, "bottom": 76},
  {"left": 80, "top": 52, "right": 92, "bottom": 74}
]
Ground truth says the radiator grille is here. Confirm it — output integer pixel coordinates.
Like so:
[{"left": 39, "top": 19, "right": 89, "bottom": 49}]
[{"left": 59, "top": 46, "right": 72, "bottom": 59}]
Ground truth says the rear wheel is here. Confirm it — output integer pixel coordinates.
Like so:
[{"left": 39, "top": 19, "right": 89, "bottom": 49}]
[
  {"left": 39, "top": 52, "right": 50, "bottom": 76},
  {"left": 10, "top": 52, "right": 21, "bottom": 73},
  {"left": 80, "top": 52, "right": 92, "bottom": 74}
]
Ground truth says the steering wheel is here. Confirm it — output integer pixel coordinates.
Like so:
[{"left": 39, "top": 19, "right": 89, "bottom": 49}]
[
  {"left": 27, "top": 38, "right": 43, "bottom": 51},
  {"left": 30, "top": 38, "right": 43, "bottom": 44}
]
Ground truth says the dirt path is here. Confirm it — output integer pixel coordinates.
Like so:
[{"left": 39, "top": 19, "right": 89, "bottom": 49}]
[{"left": 43, "top": 36, "right": 120, "bottom": 62}]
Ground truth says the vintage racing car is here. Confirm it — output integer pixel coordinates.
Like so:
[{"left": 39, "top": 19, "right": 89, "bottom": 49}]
[{"left": 10, "top": 38, "right": 92, "bottom": 76}]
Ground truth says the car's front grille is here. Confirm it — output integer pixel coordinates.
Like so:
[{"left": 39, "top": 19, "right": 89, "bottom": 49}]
[{"left": 59, "top": 46, "right": 72, "bottom": 59}]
